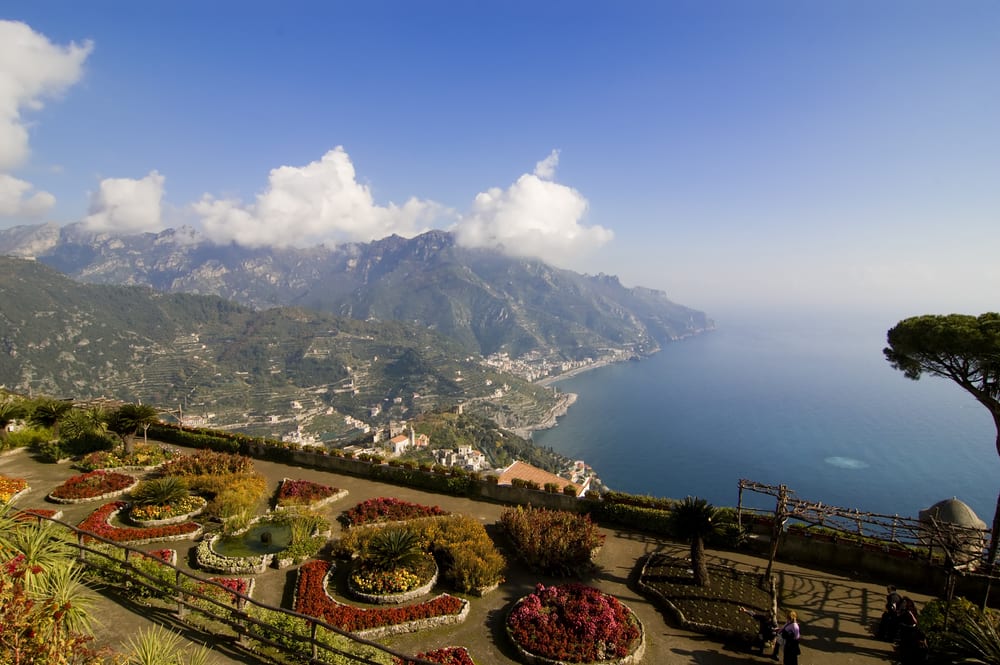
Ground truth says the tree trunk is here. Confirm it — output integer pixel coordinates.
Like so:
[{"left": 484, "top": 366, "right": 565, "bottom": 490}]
[
  {"left": 990, "top": 422, "right": 1000, "bottom": 567},
  {"left": 692, "top": 536, "right": 710, "bottom": 586},
  {"left": 123, "top": 433, "right": 135, "bottom": 456}
]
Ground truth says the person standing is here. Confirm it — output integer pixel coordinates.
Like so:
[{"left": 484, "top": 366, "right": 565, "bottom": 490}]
[{"left": 775, "top": 610, "right": 801, "bottom": 664}]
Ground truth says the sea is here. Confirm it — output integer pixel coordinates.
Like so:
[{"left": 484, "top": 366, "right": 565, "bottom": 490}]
[{"left": 532, "top": 307, "right": 998, "bottom": 522}]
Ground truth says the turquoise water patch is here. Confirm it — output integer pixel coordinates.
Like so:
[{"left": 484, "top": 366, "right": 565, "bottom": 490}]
[{"left": 824, "top": 456, "right": 869, "bottom": 470}]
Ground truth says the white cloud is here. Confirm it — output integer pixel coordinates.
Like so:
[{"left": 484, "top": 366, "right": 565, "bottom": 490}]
[
  {"left": 194, "top": 146, "right": 445, "bottom": 247},
  {"left": 83, "top": 171, "right": 165, "bottom": 233},
  {"left": 0, "top": 173, "right": 55, "bottom": 217},
  {"left": 0, "top": 21, "right": 92, "bottom": 171},
  {"left": 454, "top": 150, "right": 613, "bottom": 267},
  {"left": 0, "top": 21, "right": 91, "bottom": 220}
]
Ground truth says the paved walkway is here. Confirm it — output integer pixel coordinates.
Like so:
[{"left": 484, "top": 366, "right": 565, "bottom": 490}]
[{"left": 1, "top": 446, "right": 930, "bottom": 664}]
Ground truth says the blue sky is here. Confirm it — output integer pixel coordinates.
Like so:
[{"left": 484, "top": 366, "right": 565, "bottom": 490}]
[{"left": 1, "top": 2, "right": 997, "bottom": 316}]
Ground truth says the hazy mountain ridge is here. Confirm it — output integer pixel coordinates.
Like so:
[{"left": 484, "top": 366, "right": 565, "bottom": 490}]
[
  {"left": 0, "top": 223, "right": 713, "bottom": 361},
  {"left": 0, "top": 256, "right": 562, "bottom": 438}
]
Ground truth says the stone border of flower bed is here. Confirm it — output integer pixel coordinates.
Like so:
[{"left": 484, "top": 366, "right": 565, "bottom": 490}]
[
  {"left": 292, "top": 560, "right": 470, "bottom": 639},
  {"left": 79, "top": 501, "right": 204, "bottom": 546},
  {"left": 347, "top": 558, "right": 439, "bottom": 605},
  {"left": 506, "top": 594, "right": 646, "bottom": 665},
  {"left": 196, "top": 536, "right": 273, "bottom": 574},
  {"left": 635, "top": 553, "right": 759, "bottom": 640},
  {"left": 274, "top": 477, "right": 349, "bottom": 511},
  {"left": 129, "top": 496, "right": 208, "bottom": 527},
  {"left": 4, "top": 486, "right": 31, "bottom": 505},
  {"left": 47, "top": 474, "right": 141, "bottom": 504}
]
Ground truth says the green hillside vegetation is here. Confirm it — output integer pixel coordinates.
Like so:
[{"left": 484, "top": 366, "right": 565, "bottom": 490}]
[{"left": 0, "top": 257, "right": 561, "bottom": 438}]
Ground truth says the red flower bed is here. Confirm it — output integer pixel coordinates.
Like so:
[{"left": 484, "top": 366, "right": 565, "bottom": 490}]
[
  {"left": 507, "top": 583, "right": 641, "bottom": 663},
  {"left": 49, "top": 470, "right": 136, "bottom": 501},
  {"left": 14, "top": 508, "right": 62, "bottom": 523},
  {"left": 276, "top": 478, "right": 340, "bottom": 508},
  {"left": 294, "top": 560, "right": 464, "bottom": 632},
  {"left": 143, "top": 549, "right": 176, "bottom": 564},
  {"left": 341, "top": 497, "right": 448, "bottom": 526},
  {"left": 394, "top": 647, "right": 475, "bottom": 665},
  {"left": 194, "top": 576, "right": 254, "bottom": 605},
  {"left": 77, "top": 501, "right": 201, "bottom": 544}
]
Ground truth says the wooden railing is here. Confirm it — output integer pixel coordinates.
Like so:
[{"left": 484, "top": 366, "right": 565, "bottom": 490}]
[{"left": 17, "top": 509, "right": 440, "bottom": 665}]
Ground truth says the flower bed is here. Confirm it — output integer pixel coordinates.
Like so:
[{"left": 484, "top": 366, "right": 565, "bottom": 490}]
[
  {"left": 393, "top": 647, "right": 476, "bottom": 665},
  {"left": 77, "top": 501, "right": 202, "bottom": 545},
  {"left": 48, "top": 470, "right": 139, "bottom": 504},
  {"left": 294, "top": 560, "right": 468, "bottom": 638},
  {"left": 0, "top": 475, "right": 29, "bottom": 503},
  {"left": 275, "top": 478, "right": 347, "bottom": 510},
  {"left": 128, "top": 495, "right": 208, "bottom": 526},
  {"left": 348, "top": 556, "right": 439, "bottom": 605},
  {"left": 506, "top": 583, "right": 644, "bottom": 665},
  {"left": 75, "top": 444, "right": 175, "bottom": 472},
  {"left": 195, "top": 536, "right": 272, "bottom": 574},
  {"left": 194, "top": 576, "right": 255, "bottom": 605},
  {"left": 142, "top": 548, "right": 178, "bottom": 566},
  {"left": 341, "top": 497, "right": 449, "bottom": 527},
  {"left": 14, "top": 508, "right": 63, "bottom": 523}
]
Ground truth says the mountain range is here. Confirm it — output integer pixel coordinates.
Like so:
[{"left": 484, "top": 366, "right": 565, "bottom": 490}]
[{"left": 0, "top": 223, "right": 712, "bottom": 361}]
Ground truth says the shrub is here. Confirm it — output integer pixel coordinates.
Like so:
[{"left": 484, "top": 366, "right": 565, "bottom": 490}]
[
  {"left": 131, "top": 477, "right": 189, "bottom": 506},
  {"left": 501, "top": 506, "right": 604, "bottom": 576}
]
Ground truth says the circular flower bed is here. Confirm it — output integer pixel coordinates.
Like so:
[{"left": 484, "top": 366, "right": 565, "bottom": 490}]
[
  {"left": 348, "top": 555, "right": 439, "bottom": 604},
  {"left": 507, "top": 583, "right": 644, "bottom": 665},
  {"left": 48, "top": 470, "right": 139, "bottom": 503},
  {"left": 128, "top": 495, "right": 208, "bottom": 526},
  {"left": 75, "top": 443, "right": 175, "bottom": 472}
]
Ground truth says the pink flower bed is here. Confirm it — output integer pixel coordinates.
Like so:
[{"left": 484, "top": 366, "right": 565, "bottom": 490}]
[
  {"left": 143, "top": 549, "right": 177, "bottom": 565},
  {"left": 294, "top": 560, "right": 464, "bottom": 632},
  {"left": 195, "top": 576, "right": 254, "bottom": 605},
  {"left": 507, "top": 583, "right": 641, "bottom": 663},
  {"left": 341, "top": 497, "right": 448, "bottom": 526},
  {"left": 77, "top": 501, "right": 201, "bottom": 544},
  {"left": 276, "top": 478, "right": 340, "bottom": 508},
  {"left": 393, "top": 647, "right": 475, "bottom": 665},
  {"left": 48, "top": 470, "right": 137, "bottom": 502}
]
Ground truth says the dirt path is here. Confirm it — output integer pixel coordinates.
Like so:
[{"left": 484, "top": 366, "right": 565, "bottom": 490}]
[{"left": 1, "top": 446, "right": 930, "bottom": 664}]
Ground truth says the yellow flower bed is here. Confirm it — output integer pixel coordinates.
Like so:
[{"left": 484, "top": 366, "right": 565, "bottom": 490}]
[{"left": 0, "top": 474, "right": 28, "bottom": 503}]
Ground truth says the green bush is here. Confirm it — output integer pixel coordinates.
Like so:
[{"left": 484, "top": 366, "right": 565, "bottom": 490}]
[
  {"left": 589, "top": 501, "right": 674, "bottom": 535},
  {"left": 3, "top": 427, "right": 50, "bottom": 451},
  {"left": 501, "top": 506, "right": 604, "bottom": 576}
]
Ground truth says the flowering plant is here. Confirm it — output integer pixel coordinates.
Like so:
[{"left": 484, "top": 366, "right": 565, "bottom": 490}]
[
  {"left": 129, "top": 496, "right": 207, "bottom": 522},
  {"left": 143, "top": 549, "right": 177, "bottom": 565},
  {"left": 159, "top": 450, "right": 255, "bottom": 477},
  {"left": 77, "top": 501, "right": 202, "bottom": 544},
  {"left": 350, "top": 566, "right": 422, "bottom": 595},
  {"left": 0, "top": 475, "right": 28, "bottom": 503},
  {"left": 276, "top": 478, "right": 340, "bottom": 508},
  {"left": 341, "top": 497, "right": 448, "bottom": 526},
  {"left": 507, "top": 583, "right": 641, "bottom": 663},
  {"left": 49, "top": 470, "right": 137, "bottom": 501},
  {"left": 75, "top": 444, "right": 174, "bottom": 471},
  {"left": 192, "top": 576, "right": 254, "bottom": 605},
  {"left": 294, "top": 560, "right": 465, "bottom": 632},
  {"left": 393, "top": 647, "right": 475, "bottom": 665}
]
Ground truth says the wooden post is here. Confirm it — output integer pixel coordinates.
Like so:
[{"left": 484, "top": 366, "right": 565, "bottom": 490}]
[
  {"left": 176, "top": 569, "right": 187, "bottom": 618},
  {"left": 763, "top": 484, "right": 787, "bottom": 588}
]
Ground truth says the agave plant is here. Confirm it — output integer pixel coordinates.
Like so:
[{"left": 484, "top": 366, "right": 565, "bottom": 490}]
[
  {"left": 2, "top": 520, "right": 74, "bottom": 591},
  {"left": 365, "top": 527, "right": 426, "bottom": 572},
  {"left": 126, "top": 624, "right": 216, "bottom": 665},
  {"left": 131, "top": 477, "right": 190, "bottom": 507},
  {"left": 31, "top": 561, "right": 98, "bottom": 636}
]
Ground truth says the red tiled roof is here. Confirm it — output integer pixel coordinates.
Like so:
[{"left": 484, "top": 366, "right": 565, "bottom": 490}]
[{"left": 496, "top": 461, "right": 580, "bottom": 496}]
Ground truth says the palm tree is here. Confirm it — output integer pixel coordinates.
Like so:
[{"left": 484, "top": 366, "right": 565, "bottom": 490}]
[
  {"left": 0, "top": 399, "right": 25, "bottom": 445},
  {"left": 672, "top": 496, "right": 718, "bottom": 587},
  {"left": 59, "top": 406, "right": 110, "bottom": 443},
  {"left": 27, "top": 398, "right": 73, "bottom": 440},
  {"left": 131, "top": 477, "right": 189, "bottom": 507},
  {"left": 107, "top": 403, "right": 160, "bottom": 455}
]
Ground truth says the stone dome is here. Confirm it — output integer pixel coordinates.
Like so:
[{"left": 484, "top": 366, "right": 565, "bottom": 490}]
[{"left": 918, "top": 497, "right": 987, "bottom": 530}]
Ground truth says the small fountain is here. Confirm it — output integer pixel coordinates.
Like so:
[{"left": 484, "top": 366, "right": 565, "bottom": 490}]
[{"left": 212, "top": 521, "right": 292, "bottom": 557}]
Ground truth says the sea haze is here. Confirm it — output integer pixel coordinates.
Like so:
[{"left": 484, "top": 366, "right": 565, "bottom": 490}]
[{"left": 533, "top": 308, "right": 998, "bottom": 521}]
